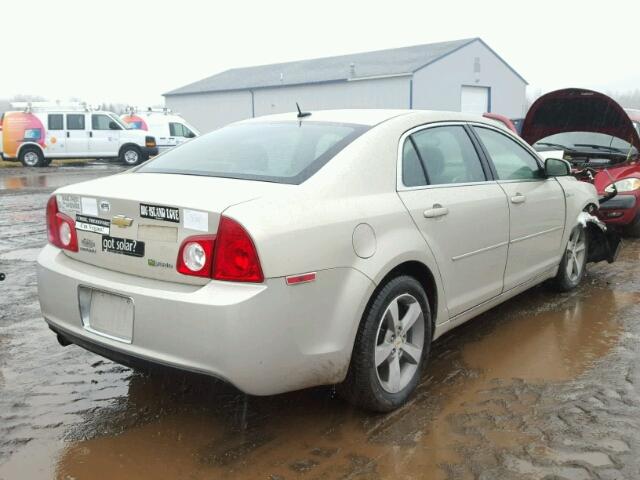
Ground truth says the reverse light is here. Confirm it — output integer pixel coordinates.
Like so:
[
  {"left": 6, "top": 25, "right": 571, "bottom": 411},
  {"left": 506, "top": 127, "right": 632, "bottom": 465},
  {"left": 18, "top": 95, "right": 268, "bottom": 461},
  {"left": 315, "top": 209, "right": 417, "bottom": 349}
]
[
  {"left": 46, "top": 196, "right": 78, "bottom": 252},
  {"left": 212, "top": 216, "right": 264, "bottom": 283},
  {"left": 605, "top": 178, "right": 640, "bottom": 193},
  {"left": 177, "top": 235, "right": 215, "bottom": 277}
]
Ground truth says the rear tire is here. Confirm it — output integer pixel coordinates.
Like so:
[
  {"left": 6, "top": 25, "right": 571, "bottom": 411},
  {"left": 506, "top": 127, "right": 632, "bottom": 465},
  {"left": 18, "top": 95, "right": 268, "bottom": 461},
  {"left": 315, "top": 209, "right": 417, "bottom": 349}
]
[
  {"left": 119, "top": 145, "right": 142, "bottom": 166},
  {"left": 19, "top": 146, "right": 45, "bottom": 167},
  {"left": 338, "top": 275, "right": 432, "bottom": 412},
  {"left": 550, "top": 224, "right": 588, "bottom": 292}
]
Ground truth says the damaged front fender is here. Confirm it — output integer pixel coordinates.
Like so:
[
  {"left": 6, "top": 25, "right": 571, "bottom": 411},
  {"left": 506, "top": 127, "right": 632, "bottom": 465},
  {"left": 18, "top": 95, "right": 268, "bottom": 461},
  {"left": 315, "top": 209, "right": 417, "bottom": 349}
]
[{"left": 578, "top": 211, "right": 622, "bottom": 264}]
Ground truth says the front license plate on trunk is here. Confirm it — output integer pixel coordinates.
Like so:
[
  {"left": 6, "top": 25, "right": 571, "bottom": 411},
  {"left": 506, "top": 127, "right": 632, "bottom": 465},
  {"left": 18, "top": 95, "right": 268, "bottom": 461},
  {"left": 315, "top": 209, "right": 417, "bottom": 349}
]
[
  {"left": 78, "top": 287, "right": 134, "bottom": 343},
  {"left": 101, "top": 235, "right": 145, "bottom": 257}
]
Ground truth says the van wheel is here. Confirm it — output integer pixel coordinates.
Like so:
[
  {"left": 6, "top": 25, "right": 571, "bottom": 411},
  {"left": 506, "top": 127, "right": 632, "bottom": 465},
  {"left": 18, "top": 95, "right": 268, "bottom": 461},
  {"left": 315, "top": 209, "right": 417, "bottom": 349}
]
[
  {"left": 551, "top": 224, "right": 588, "bottom": 292},
  {"left": 338, "top": 275, "right": 432, "bottom": 412},
  {"left": 19, "top": 147, "right": 45, "bottom": 167},
  {"left": 120, "top": 145, "right": 142, "bottom": 166}
]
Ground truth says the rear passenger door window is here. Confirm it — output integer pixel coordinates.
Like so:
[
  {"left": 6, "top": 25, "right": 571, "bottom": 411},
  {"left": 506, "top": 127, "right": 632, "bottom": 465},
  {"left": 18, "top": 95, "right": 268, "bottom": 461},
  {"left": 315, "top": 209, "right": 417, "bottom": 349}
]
[
  {"left": 410, "top": 126, "right": 486, "bottom": 185},
  {"left": 473, "top": 127, "right": 543, "bottom": 180},
  {"left": 402, "top": 139, "right": 428, "bottom": 187}
]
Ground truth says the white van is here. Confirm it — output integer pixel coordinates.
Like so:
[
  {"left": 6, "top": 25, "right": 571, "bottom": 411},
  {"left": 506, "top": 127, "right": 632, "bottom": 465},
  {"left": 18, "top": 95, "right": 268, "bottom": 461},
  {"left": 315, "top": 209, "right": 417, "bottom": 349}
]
[
  {"left": 121, "top": 108, "right": 199, "bottom": 153},
  {"left": 0, "top": 103, "right": 157, "bottom": 167}
]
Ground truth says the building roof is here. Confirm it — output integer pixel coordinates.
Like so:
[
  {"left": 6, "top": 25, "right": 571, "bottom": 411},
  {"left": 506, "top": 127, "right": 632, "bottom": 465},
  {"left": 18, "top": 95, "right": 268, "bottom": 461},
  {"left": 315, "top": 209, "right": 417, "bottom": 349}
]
[{"left": 165, "top": 38, "right": 526, "bottom": 96}]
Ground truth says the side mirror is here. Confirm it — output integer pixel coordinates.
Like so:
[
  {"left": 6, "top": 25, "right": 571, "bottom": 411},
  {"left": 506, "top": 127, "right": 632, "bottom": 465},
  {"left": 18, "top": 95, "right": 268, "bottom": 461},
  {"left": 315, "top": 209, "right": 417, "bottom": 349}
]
[
  {"left": 109, "top": 121, "right": 120, "bottom": 130},
  {"left": 545, "top": 158, "right": 571, "bottom": 177}
]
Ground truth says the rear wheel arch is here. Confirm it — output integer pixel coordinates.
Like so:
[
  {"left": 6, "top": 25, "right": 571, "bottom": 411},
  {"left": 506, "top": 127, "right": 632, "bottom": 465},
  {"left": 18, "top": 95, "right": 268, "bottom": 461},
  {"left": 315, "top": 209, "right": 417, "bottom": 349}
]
[
  {"left": 17, "top": 142, "right": 44, "bottom": 158},
  {"left": 18, "top": 143, "right": 45, "bottom": 167},
  {"left": 372, "top": 260, "right": 438, "bottom": 334}
]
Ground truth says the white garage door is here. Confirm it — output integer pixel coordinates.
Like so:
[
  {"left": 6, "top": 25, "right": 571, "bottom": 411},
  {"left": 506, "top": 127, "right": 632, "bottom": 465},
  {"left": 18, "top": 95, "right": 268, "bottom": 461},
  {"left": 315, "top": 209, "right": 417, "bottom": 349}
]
[{"left": 461, "top": 86, "right": 489, "bottom": 114}]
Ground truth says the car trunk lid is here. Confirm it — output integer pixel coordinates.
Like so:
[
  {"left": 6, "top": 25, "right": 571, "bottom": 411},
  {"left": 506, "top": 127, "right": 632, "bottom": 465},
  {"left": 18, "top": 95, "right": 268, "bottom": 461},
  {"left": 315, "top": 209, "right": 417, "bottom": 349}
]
[{"left": 54, "top": 172, "right": 289, "bottom": 285}]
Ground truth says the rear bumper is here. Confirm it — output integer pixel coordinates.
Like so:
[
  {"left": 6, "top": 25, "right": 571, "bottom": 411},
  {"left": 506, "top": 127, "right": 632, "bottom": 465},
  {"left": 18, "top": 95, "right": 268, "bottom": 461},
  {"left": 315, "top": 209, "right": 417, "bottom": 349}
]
[
  {"left": 597, "top": 193, "right": 638, "bottom": 226},
  {"left": 37, "top": 245, "right": 373, "bottom": 395}
]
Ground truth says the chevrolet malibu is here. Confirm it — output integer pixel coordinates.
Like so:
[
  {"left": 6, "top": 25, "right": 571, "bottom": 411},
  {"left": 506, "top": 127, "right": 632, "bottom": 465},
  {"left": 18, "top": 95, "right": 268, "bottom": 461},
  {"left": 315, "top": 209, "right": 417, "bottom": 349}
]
[{"left": 37, "top": 110, "right": 619, "bottom": 411}]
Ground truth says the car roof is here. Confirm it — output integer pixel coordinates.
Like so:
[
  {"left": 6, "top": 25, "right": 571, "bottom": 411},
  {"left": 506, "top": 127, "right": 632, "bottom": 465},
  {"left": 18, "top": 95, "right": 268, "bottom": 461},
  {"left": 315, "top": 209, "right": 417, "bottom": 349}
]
[{"left": 240, "top": 109, "right": 506, "bottom": 127}]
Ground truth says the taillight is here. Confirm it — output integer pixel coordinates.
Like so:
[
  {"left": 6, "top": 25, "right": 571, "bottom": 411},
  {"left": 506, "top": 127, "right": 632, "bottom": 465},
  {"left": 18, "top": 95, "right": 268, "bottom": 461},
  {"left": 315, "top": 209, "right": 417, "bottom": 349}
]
[
  {"left": 176, "top": 235, "right": 215, "bottom": 277},
  {"left": 213, "top": 216, "right": 263, "bottom": 283},
  {"left": 46, "top": 196, "right": 78, "bottom": 252}
]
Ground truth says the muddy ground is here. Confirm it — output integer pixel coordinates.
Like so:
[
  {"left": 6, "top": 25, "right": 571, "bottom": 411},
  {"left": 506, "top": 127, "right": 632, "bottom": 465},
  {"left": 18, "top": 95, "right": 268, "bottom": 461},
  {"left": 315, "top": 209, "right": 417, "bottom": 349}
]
[{"left": 1, "top": 165, "right": 640, "bottom": 479}]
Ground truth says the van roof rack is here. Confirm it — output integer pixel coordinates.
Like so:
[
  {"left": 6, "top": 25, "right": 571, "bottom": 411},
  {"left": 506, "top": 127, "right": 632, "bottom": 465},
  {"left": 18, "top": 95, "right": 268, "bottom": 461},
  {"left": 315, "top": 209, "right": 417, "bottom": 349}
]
[
  {"left": 125, "top": 106, "right": 172, "bottom": 116},
  {"left": 10, "top": 101, "right": 91, "bottom": 113}
]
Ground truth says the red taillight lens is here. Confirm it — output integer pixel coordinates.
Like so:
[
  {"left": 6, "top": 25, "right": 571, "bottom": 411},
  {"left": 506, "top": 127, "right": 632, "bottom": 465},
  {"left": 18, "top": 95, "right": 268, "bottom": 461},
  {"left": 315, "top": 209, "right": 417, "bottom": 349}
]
[
  {"left": 46, "top": 196, "right": 78, "bottom": 252},
  {"left": 176, "top": 235, "right": 215, "bottom": 277},
  {"left": 213, "top": 216, "right": 263, "bottom": 283}
]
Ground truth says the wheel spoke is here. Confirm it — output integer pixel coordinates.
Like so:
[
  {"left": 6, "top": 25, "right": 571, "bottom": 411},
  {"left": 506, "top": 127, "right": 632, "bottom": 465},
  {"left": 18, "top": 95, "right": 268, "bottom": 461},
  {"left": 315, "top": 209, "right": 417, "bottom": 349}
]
[
  {"left": 401, "top": 302, "right": 422, "bottom": 333},
  {"left": 567, "top": 255, "right": 574, "bottom": 277},
  {"left": 401, "top": 342, "right": 422, "bottom": 365},
  {"left": 375, "top": 342, "right": 394, "bottom": 367},
  {"left": 388, "top": 355, "right": 401, "bottom": 392},
  {"left": 387, "top": 299, "right": 400, "bottom": 331},
  {"left": 575, "top": 243, "right": 585, "bottom": 253},
  {"left": 572, "top": 256, "right": 580, "bottom": 277}
]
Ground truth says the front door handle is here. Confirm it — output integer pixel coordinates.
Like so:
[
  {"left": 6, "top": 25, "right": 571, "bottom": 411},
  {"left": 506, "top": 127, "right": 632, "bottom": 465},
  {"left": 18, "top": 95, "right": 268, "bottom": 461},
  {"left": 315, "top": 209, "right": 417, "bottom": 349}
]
[
  {"left": 510, "top": 193, "right": 526, "bottom": 204},
  {"left": 423, "top": 203, "right": 449, "bottom": 218}
]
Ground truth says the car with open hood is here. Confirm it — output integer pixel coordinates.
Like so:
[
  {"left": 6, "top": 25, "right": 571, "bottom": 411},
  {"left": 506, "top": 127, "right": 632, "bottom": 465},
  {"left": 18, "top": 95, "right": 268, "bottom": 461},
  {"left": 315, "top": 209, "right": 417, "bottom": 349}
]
[
  {"left": 520, "top": 88, "right": 640, "bottom": 236},
  {"left": 37, "top": 109, "right": 619, "bottom": 412}
]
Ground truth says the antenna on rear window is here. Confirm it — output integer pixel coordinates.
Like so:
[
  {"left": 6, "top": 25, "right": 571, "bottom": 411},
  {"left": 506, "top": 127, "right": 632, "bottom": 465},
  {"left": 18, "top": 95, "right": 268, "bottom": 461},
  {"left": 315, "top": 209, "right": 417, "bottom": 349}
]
[{"left": 296, "top": 103, "right": 311, "bottom": 118}]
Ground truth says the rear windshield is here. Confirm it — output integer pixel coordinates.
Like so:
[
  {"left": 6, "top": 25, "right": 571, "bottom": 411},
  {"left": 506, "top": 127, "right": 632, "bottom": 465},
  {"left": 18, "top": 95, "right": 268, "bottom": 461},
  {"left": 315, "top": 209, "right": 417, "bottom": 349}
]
[{"left": 137, "top": 121, "right": 369, "bottom": 184}]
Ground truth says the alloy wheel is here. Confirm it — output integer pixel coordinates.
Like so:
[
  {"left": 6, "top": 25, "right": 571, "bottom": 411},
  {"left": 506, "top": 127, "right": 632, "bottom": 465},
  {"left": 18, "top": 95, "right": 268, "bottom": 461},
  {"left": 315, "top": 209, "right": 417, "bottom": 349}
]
[
  {"left": 566, "top": 227, "right": 586, "bottom": 282},
  {"left": 374, "top": 293, "right": 425, "bottom": 393}
]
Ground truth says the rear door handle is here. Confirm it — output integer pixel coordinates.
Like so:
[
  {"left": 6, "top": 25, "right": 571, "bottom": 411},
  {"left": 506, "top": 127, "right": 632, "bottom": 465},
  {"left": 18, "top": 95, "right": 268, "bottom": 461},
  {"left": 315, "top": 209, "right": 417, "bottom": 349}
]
[
  {"left": 510, "top": 193, "right": 526, "bottom": 204},
  {"left": 423, "top": 204, "right": 449, "bottom": 218},
  {"left": 89, "top": 131, "right": 93, "bottom": 137}
]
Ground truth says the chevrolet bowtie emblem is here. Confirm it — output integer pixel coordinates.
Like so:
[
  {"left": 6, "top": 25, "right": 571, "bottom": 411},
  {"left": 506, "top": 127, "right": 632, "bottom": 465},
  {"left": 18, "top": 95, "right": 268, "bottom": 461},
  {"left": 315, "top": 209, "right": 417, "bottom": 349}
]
[{"left": 111, "top": 215, "right": 134, "bottom": 228}]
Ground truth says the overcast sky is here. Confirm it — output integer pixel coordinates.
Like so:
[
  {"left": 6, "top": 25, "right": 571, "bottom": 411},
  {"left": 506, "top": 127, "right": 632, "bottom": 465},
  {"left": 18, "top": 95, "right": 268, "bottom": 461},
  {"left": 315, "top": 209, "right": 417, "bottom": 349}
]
[{"left": 2, "top": 0, "right": 639, "bottom": 106}]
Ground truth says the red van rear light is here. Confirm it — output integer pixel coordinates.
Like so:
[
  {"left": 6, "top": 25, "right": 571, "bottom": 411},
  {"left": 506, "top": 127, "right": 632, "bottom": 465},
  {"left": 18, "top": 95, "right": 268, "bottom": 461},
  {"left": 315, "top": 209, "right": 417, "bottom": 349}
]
[
  {"left": 213, "top": 216, "right": 264, "bottom": 283},
  {"left": 176, "top": 235, "right": 215, "bottom": 277},
  {"left": 46, "top": 196, "right": 78, "bottom": 252}
]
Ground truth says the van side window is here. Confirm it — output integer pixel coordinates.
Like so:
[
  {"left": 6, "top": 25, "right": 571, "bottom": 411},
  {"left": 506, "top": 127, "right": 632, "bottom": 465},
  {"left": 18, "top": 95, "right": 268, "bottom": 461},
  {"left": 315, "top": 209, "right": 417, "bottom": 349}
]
[
  {"left": 67, "top": 114, "right": 85, "bottom": 130},
  {"left": 48, "top": 114, "right": 63, "bottom": 130},
  {"left": 169, "top": 122, "right": 186, "bottom": 137},
  {"left": 92, "top": 114, "right": 115, "bottom": 130}
]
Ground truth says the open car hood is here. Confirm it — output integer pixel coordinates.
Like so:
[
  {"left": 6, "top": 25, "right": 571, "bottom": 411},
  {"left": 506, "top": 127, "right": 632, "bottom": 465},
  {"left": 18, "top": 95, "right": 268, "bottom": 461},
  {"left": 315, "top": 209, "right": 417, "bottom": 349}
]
[{"left": 521, "top": 88, "right": 640, "bottom": 152}]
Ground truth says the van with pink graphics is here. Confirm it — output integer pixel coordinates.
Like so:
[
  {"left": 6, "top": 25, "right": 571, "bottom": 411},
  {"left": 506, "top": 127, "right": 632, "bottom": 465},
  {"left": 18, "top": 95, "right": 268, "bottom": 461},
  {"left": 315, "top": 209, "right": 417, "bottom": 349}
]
[
  {"left": 0, "top": 103, "right": 157, "bottom": 167},
  {"left": 121, "top": 108, "right": 199, "bottom": 154}
]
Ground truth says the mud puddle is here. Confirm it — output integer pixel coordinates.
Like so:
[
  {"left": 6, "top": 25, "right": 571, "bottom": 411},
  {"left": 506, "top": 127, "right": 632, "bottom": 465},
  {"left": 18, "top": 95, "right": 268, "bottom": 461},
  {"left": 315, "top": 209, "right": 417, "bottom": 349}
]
[{"left": 1, "top": 270, "right": 633, "bottom": 480}]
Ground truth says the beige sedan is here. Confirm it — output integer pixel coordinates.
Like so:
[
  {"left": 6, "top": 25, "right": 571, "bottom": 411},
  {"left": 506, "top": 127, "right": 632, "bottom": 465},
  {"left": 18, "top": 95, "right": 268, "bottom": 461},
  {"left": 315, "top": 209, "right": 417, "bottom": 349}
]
[{"left": 37, "top": 109, "right": 617, "bottom": 411}]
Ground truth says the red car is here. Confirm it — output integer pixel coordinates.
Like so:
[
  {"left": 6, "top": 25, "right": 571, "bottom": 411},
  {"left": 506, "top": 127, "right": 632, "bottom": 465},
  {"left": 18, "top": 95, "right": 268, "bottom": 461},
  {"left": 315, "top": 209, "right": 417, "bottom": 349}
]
[{"left": 516, "top": 88, "right": 640, "bottom": 236}]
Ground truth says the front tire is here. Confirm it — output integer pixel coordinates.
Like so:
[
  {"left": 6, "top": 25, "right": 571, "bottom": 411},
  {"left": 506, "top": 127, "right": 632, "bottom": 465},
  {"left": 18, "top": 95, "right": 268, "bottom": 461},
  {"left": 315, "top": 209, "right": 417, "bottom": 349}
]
[
  {"left": 624, "top": 214, "right": 640, "bottom": 238},
  {"left": 339, "top": 275, "right": 432, "bottom": 412},
  {"left": 19, "top": 146, "right": 45, "bottom": 167},
  {"left": 119, "top": 145, "right": 142, "bottom": 166},
  {"left": 551, "top": 224, "right": 588, "bottom": 292}
]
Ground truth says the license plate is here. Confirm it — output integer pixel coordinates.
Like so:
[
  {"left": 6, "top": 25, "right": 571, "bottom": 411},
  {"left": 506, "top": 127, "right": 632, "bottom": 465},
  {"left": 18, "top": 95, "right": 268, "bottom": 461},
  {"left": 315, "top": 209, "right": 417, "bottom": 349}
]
[
  {"left": 101, "top": 235, "right": 145, "bottom": 257},
  {"left": 79, "top": 287, "right": 134, "bottom": 343}
]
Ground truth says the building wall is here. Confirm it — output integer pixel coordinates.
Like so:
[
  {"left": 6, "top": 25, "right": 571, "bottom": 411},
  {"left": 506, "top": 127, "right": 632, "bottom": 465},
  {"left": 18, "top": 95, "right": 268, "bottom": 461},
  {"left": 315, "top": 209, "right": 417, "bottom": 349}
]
[
  {"left": 252, "top": 76, "right": 411, "bottom": 118},
  {"left": 412, "top": 41, "right": 527, "bottom": 118},
  {"left": 166, "top": 41, "right": 527, "bottom": 131},
  {"left": 165, "top": 90, "right": 253, "bottom": 133}
]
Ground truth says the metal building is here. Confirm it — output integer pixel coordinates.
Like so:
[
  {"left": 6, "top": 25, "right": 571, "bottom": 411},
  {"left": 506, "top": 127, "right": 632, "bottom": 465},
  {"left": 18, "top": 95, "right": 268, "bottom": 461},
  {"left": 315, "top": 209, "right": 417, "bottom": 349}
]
[{"left": 164, "top": 38, "right": 527, "bottom": 132}]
